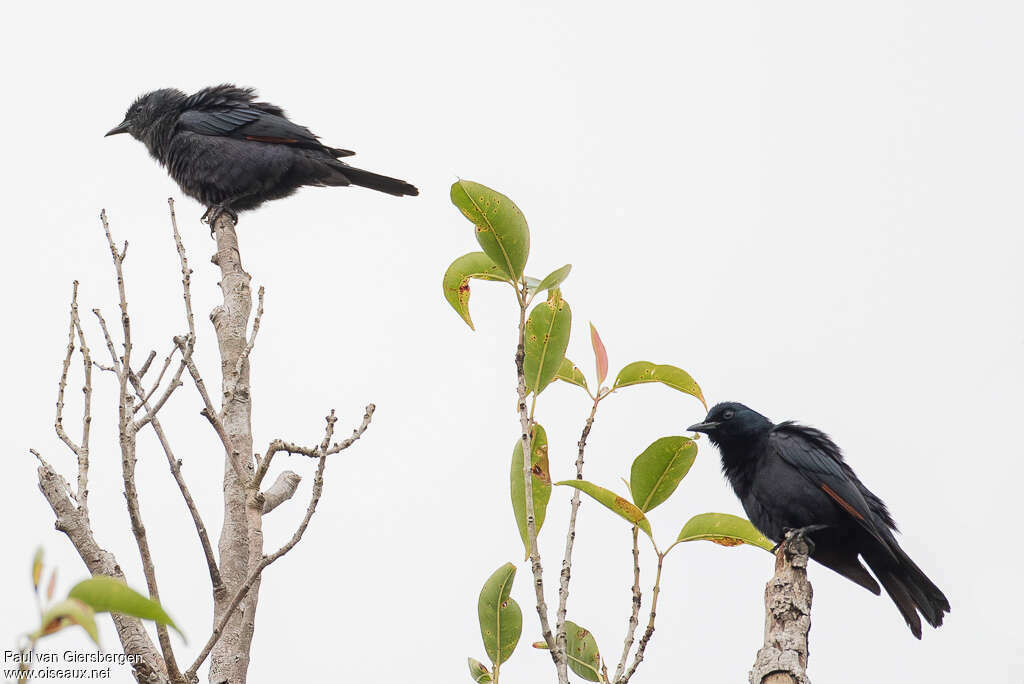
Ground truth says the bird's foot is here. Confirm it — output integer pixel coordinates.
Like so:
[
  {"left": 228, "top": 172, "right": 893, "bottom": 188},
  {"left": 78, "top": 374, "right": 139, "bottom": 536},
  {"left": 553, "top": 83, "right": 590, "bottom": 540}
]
[
  {"left": 201, "top": 204, "right": 238, "bottom": 235},
  {"left": 774, "top": 524, "right": 829, "bottom": 555}
]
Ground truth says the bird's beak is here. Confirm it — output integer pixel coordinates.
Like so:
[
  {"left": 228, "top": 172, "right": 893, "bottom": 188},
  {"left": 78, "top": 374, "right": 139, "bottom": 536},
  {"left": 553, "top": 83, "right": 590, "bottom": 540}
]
[
  {"left": 687, "top": 421, "right": 719, "bottom": 434},
  {"left": 105, "top": 120, "right": 130, "bottom": 137}
]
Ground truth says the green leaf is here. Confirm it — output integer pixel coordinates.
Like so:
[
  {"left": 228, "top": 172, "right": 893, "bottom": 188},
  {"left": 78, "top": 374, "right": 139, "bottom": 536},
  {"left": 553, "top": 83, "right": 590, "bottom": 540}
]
[
  {"left": 554, "top": 480, "right": 652, "bottom": 537},
  {"left": 524, "top": 290, "right": 572, "bottom": 395},
  {"left": 32, "top": 598, "right": 100, "bottom": 647},
  {"left": 613, "top": 361, "right": 707, "bottom": 409},
  {"left": 565, "top": 621, "right": 602, "bottom": 682},
  {"left": 451, "top": 180, "right": 530, "bottom": 281},
  {"left": 674, "top": 513, "right": 774, "bottom": 551},
  {"left": 467, "top": 657, "right": 492, "bottom": 683},
  {"left": 32, "top": 547, "right": 44, "bottom": 590},
  {"left": 442, "top": 252, "right": 509, "bottom": 330},
  {"left": 629, "top": 437, "right": 697, "bottom": 512},
  {"left": 477, "top": 563, "right": 522, "bottom": 666},
  {"left": 511, "top": 424, "right": 552, "bottom": 559},
  {"left": 534, "top": 264, "right": 572, "bottom": 295},
  {"left": 554, "top": 358, "right": 589, "bottom": 392},
  {"left": 69, "top": 576, "right": 184, "bottom": 639}
]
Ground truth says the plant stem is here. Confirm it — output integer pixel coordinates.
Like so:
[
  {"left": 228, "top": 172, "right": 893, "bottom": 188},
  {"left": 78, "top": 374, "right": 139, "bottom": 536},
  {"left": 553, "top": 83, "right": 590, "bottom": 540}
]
[
  {"left": 555, "top": 395, "right": 600, "bottom": 672},
  {"left": 515, "top": 282, "right": 565, "bottom": 683}
]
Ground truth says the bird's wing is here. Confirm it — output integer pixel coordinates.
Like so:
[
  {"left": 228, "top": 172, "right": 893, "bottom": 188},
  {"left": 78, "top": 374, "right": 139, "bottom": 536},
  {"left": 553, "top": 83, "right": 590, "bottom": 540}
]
[
  {"left": 177, "top": 108, "right": 327, "bottom": 149},
  {"left": 770, "top": 423, "right": 898, "bottom": 558}
]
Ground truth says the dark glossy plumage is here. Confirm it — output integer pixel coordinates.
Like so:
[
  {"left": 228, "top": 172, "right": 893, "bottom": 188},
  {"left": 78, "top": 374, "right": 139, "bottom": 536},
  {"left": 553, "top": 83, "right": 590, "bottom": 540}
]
[
  {"left": 689, "top": 402, "right": 949, "bottom": 638},
  {"left": 106, "top": 84, "right": 417, "bottom": 218}
]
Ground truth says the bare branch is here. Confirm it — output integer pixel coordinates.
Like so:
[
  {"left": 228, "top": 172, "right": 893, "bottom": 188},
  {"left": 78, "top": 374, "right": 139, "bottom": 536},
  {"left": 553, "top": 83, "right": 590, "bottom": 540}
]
[
  {"left": 620, "top": 553, "right": 666, "bottom": 684},
  {"left": 613, "top": 527, "right": 643, "bottom": 683},
  {"left": 556, "top": 397, "right": 599, "bottom": 668},
  {"left": 255, "top": 403, "right": 374, "bottom": 487},
  {"left": 137, "top": 349, "right": 157, "bottom": 380},
  {"left": 133, "top": 345, "right": 178, "bottom": 414},
  {"left": 55, "top": 282, "right": 81, "bottom": 455},
  {"left": 54, "top": 281, "right": 94, "bottom": 511},
  {"left": 92, "top": 308, "right": 121, "bottom": 372},
  {"left": 749, "top": 532, "right": 813, "bottom": 684},
  {"left": 34, "top": 452, "right": 169, "bottom": 683},
  {"left": 232, "top": 285, "right": 264, "bottom": 387},
  {"left": 129, "top": 364, "right": 224, "bottom": 597},
  {"left": 261, "top": 471, "right": 302, "bottom": 515},
  {"left": 99, "top": 211, "right": 180, "bottom": 681},
  {"left": 186, "top": 410, "right": 341, "bottom": 681},
  {"left": 168, "top": 198, "right": 196, "bottom": 341}
]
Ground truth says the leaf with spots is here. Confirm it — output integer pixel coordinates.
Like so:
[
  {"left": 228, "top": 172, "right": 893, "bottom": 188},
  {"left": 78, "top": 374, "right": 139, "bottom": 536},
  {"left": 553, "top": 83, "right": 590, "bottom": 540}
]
[
  {"left": 629, "top": 436, "right": 697, "bottom": 512},
  {"left": 613, "top": 361, "right": 707, "bottom": 409},
  {"left": 554, "top": 480, "right": 652, "bottom": 537},
  {"left": 443, "top": 252, "right": 510, "bottom": 330},
  {"left": 524, "top": 290, "right": 572, "bottom": 395},
  {"left": 511, "top": 424, "right": 552, "bottom": 559},
  {"left": 477, "top": 563, "right": 522, "bottom": 666},
  {"left": 674, "top": 513, "right": 774, "bottom": 551},
  {"left": 554, "top": 357, "right": 589, "bottom": 392},
  {"left": 467, "top": 657, "right": 492, "bottom": 683},
  {"left": 451, "top": 180, "right": 530, "bottom": 281},
  {"left": 565, "top": 620, "right": 603, "bottom": 682}
]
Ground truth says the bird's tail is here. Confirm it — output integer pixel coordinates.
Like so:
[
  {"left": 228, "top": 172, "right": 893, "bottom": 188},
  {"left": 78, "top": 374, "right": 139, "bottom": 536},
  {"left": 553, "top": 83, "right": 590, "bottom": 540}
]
[
  {"left": 326, "top": 162, "right": 418, "bottom": 197},
  {"left": 868, "top": 543, "right": 950, "bottom": 639}
]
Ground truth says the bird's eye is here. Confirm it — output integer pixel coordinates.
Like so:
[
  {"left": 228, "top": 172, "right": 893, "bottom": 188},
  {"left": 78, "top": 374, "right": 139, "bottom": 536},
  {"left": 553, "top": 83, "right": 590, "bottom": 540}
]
[{"left": 722, "top": 409, "right": 735, "bottom": 420}]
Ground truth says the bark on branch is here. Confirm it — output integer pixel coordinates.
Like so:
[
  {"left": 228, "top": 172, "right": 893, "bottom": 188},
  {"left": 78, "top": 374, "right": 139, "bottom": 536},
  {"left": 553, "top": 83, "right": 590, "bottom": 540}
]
[{"left": 749, "top": 532, "right": 813, "bottom": 684}]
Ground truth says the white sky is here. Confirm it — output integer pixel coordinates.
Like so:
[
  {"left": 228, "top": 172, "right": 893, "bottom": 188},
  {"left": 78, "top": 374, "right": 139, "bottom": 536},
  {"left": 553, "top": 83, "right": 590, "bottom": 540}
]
[{"left": 2, "top": 2, "right": 1022, "bottom": 683}]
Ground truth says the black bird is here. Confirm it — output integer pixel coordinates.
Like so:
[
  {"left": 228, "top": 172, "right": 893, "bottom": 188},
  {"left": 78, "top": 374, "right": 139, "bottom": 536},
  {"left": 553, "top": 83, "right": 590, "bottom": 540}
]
[
  {"left": 688, "top": 402, "right": 949, "bottom": 638},
  {"left": 106, "top": 84, "right": 417, "bottom": 224}
]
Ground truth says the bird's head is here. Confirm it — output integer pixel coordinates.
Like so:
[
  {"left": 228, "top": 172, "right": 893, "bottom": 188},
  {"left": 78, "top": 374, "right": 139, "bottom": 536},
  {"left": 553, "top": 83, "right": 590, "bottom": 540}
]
[
  {"left": 688, "top": 402, "right": 773, "bottom": 446},
  {"left": 105, "top": 89, "right": 185, "bottom": 140}
]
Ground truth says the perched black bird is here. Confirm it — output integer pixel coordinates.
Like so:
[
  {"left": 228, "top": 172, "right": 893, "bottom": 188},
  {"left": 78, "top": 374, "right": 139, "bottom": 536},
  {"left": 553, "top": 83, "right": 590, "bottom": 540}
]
[
  {"left": 689, "top": 402, "right": 949, "bottom": 638},
  {"left": 106, "top": 84, "right": 417, "bottom": 223}
]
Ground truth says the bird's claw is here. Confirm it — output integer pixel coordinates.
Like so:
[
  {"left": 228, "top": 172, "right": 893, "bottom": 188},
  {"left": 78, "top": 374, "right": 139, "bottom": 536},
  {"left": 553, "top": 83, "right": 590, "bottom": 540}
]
[
  {"left": 774, "top": 524, "right": 828, "bottom": 555},
  {"left": 201, "top": 204, "right": 238, "bottom": 235}
]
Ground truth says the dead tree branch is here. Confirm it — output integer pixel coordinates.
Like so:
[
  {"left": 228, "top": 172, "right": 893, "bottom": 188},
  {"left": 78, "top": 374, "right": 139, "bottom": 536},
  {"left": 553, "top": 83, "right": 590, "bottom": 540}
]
[
  {"left": 35, "top": 202, "right": 375, "bottom": 684},
  {"left": 749, "top": 531, "right": 813, "bottom": 684},
  {"left": 99, "top": 210, "right": 182, "bottom": 681}
]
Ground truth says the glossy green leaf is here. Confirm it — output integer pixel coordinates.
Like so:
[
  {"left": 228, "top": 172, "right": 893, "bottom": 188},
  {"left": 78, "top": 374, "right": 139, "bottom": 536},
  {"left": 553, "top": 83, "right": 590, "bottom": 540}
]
[
  {"left": 451, "top": 180, "right": 530, "bottom": 281},
  {"left": 467, "top": 657, "right": 492, "bottom": 683},
  {"left": 511, "top": 424, "right": 552, "bottom": 559},
  {"left": 477, "top": 563, "right": 522, "bottom": 665},
  {"left": 554, "top": 480, "right": 651, "bottom": 537},
  {"left": 674, "top": 513, "right": 774, "bottom": 551},
  {"left": 32, "top": 547, "right": 44, "bottom": 590},
  {"left": 613, "top": 361, "right": 707, "bottom": 408},
  {"left": 630, "top": 437, "right": 697, "bottom": 512},
  {"left": 554, "top": 357, "right": 589, "bottom": 392},
  {"left": 524, "top": 290, "right": 572, "bottom": 395},
  {"left": 32, "top": 598, "right": 99, "bottom": 646},
  {"left": 69, "top": 576, "right": 183, "bottom": 638},
  {"left": 534, "top": 264, "right": 572, "bottom": 295},
  {"left": 443, "top": 252, "right": 509, "bottom": 330},
  {"left": 565, "top": 621, "right": 602, "bottom": 682}
]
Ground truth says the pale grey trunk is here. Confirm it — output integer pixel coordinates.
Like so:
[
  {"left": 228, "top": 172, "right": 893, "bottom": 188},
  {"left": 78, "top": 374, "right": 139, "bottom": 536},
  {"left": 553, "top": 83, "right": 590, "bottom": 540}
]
[
  {"left": 749, "top": 534, "right": 813, "bottom": 684},
  {"left": 208, "top": 214, "right": 261, "bottom": 684}
]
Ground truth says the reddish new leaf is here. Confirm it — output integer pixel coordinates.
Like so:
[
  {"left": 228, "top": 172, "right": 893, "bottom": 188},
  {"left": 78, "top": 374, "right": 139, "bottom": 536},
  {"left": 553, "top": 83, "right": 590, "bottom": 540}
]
[{"left": 590, "top": 323, "right": 608, "bottom": 387}]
